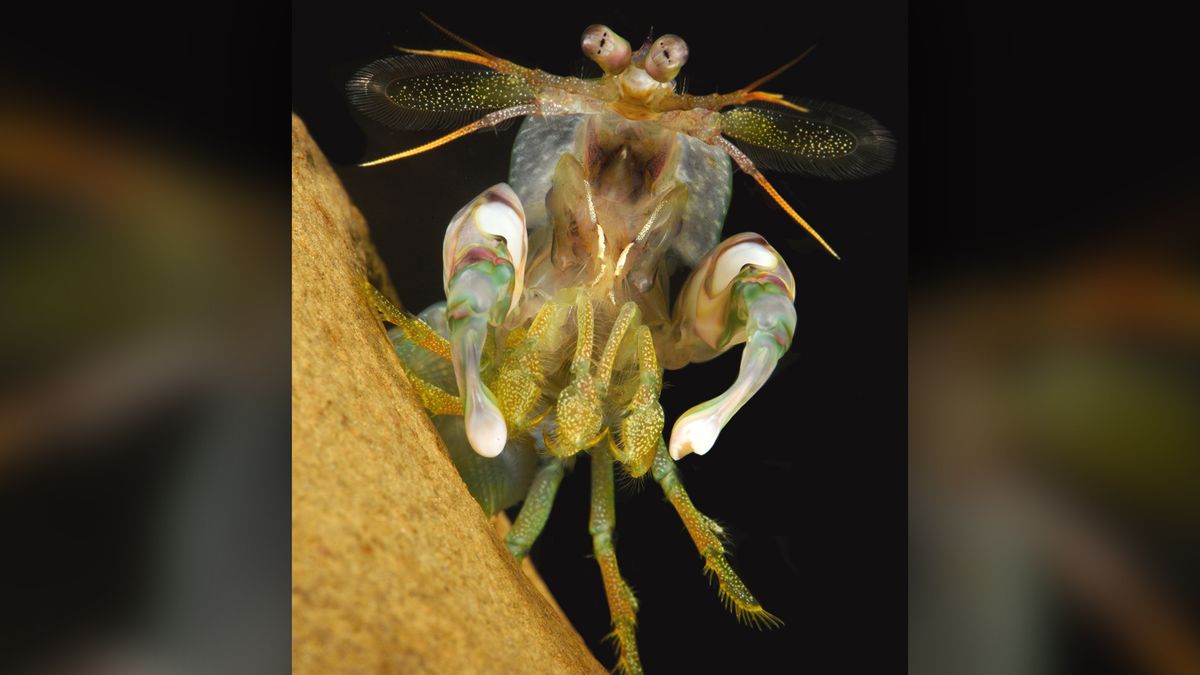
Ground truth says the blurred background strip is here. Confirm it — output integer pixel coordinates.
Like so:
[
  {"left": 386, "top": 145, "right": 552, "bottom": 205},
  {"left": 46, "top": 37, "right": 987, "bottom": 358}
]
[
  {"left": 0, "top": 4, "right": 288, "bottom": 674},
  {"left": 910, "top": 4, "right": 1200, "bottom": 675}
]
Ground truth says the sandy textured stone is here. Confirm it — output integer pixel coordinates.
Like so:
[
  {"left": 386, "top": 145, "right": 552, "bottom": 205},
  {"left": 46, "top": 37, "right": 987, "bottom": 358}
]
[{"left": 291, "top": 113, "right": 602, "bottom": 674}]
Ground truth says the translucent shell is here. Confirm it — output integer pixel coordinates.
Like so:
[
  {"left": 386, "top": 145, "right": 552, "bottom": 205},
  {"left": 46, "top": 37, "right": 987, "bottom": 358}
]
[{"left": 508, "top": 113, "right": 732, "bottom": 269}]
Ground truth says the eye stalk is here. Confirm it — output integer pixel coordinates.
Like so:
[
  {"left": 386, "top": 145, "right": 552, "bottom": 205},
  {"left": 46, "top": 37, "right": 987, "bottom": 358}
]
[
  {"left": 644, "top": 34, "right": 688, "bottom": 82},
  {"left": 581, "top": 24, "right": 631, "bottom": 75}
]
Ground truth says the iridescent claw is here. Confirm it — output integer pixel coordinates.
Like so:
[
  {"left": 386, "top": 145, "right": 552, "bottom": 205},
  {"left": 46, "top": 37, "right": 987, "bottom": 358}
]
[
  {"left": 668, "top": 233, "right": 797, "bottom": 460},
  {"left": 442, "top": 184, "right": 528, "bottom": 457}
]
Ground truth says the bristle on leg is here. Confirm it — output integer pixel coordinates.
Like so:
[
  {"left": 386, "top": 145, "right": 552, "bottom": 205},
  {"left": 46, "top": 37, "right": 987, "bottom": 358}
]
[
  {"left": 591, "top": 445, "right": 644, "bottom": 674},
  {"left": 702, "top": 556, "right": 784, "bottom": 630},
  {"left": 651, "top": 440, "right": 782, "bottom": 629}
]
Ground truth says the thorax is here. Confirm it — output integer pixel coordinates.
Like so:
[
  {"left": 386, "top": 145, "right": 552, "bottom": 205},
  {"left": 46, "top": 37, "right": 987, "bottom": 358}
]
[{"left": 508, "top": 111, "right": 733, "bottom": 334}]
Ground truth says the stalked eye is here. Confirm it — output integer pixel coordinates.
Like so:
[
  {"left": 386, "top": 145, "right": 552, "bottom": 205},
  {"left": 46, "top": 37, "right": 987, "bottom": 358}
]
[
  {"left": 581, "top": 24, "right": 631, "bottom": 75},
  {"left": 644, "top": 34, "right": 688, "bottom": 82}
]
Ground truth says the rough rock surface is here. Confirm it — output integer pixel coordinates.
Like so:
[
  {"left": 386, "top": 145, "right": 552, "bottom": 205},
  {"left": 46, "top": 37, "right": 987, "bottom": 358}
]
[{"left": 291, "top": 113, "right": 602, "bottom": 674}]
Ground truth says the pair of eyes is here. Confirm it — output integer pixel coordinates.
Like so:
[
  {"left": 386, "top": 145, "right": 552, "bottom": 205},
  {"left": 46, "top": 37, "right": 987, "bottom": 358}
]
[{"left": 581, "top": 25, "right": 688, "bottom": 82}]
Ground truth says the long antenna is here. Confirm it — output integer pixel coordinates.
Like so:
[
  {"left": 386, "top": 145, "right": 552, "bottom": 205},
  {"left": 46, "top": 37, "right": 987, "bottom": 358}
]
[
  {"left": 739, "top": 44, "right": 817, "bottom": 93},
  {"left": 713, "top": 137, "right": 840, "bottom": 259},
  {"left": 358, "top": 104, "right": 538, "bottom": 167},
  {"left": 420, "top": 12, "right": 499, "bottom": 60}
]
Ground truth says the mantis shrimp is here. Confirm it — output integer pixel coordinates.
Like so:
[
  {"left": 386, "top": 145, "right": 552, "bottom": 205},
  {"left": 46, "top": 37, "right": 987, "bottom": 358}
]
[{"left": 346, "top": 19, "right": 894, "bottom": 673}]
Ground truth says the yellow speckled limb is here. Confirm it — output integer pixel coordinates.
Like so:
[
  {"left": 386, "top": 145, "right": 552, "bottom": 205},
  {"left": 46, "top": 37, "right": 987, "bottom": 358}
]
[
  {"left": 363, "top": 279, "right": 461, "bottom": 416},
  {"left": 548, "top": 291, "right": 604, "bottom": 456},
  {"left": 595, "top": 302, "right": 638, "bottom": 395},
  {"left": 651, "top": 441, "right": 782, "bottom": 629},
  {"left": 590, "top": 444, "right": 642, "bottom": 675},
  {"left": 609, "top": 326, "right": 663, "bottom": 478},
  {"left": 362, "top": 279, "right": 452, "bottom": 361},
  {"left": 403, "top": 369, "right": 463, "bottom": 416},
  {"left": 489, "top": 302, "right": 558, "bottom": 433}
]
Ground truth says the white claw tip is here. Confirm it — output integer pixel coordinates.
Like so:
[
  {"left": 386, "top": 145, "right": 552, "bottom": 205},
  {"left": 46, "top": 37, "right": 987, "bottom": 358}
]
[
  {"left": 668, "top": 411, "right": 722, "bottom": 460},
  {"left": 465, "top": 399, "right": 508, "bottom": 458}
]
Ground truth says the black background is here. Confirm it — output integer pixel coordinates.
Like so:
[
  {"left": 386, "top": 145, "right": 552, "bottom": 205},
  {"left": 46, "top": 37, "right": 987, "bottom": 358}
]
[
  {"left": 912, "top": 5, "right": 1198, "bottom": 285},
  {"left": 294, "top": 4, "right": 907, "bottom": 673}
]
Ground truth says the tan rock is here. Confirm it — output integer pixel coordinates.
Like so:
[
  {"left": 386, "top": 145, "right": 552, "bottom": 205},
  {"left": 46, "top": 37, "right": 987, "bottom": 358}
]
[{"left": 291, "top": 113, "right": 602, "bottom": 674}]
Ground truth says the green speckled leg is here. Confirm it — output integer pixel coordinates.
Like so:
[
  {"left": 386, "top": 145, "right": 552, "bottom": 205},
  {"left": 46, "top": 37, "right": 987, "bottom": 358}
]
[
  {"left": 505, "top": 459, "right": 565, "bottom": 559},
  {"left": 651, "top": 440, "right": 782, "bottom": 629},
  {"left": 590, "top": 445, "right": 642, "bottom": 675}
]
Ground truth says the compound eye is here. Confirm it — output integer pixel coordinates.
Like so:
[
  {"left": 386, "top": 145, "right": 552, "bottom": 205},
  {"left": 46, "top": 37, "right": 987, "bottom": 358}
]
[
  {"left": 581, "top": 24, "right": 631, "bottom": 74},
  {"left": 644, "top": 34, "right": 688, "bottom": 82}
]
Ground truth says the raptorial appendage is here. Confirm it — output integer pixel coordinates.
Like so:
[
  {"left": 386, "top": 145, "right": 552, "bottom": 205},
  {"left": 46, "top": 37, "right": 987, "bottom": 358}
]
[
  {"left": 666, "top": 233, "right": 798, "bottom": 460},
  {"left": 441, "top": 184, "right": 528, "bottom": 457}
]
